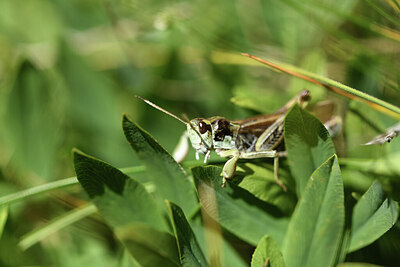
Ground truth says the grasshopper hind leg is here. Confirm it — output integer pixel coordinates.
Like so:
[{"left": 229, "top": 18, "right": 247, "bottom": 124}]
[{"left": 273, "top": 155, "right": 287, "bottom": 192}]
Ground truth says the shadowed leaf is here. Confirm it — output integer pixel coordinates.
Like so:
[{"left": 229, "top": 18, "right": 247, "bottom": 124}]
[
  {"left": 192, "top": 166, "right": 288, "bottom": 246},
  {"left": 116, "top": 224, "right": 180, "bottom": 267},
  {"left": 167, "top": 201, "right": 207, "bottom": 267},
  {"left": 73, "top": 149, "right": 179, "bottom": 266},
  {"left": 73, "top": 149, "right": 166, "bottom": 231},
  {"left": 349, "top": 180, "right": 399, "bottom": 252}
]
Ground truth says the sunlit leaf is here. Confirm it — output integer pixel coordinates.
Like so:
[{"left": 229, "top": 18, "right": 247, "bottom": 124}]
[
  {"left": 282, "top": 155, "right": 344, "bottom": 267},
  {"left": 122, "top": 115, "right": 197, "bottom": 215},
  {"left": 251, "top": 235, "right": 285, "bottom": 267},
  {"left": 284, "top": 104, "right": 335, "bottom": 195},
  {"left": 238, "top": 163, "right": 296, "bottom": 215}
]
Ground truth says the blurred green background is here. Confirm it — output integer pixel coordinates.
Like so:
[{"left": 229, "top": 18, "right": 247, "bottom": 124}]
[{"left": 1, "top": 0, "right": 400, "bottom": 266}]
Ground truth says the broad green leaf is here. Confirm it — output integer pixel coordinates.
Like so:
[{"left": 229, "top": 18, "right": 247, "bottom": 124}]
[
  {"left": 192, "top": 166, "right": 289, "bottom": 246},
  {"left": 251, "top": 235, "right": 285, "bottom": 267},
  {"left": 282, "top": 155, "right": 344, "bottom": 267},
  {"left": 116, "top": 224, "right": 180, "bottom": 267},
  {"left": 284, "top": 104, "right": 335, "bottom": 195},
  {"left": 73, "top": 149, "right": 166, "bottom": 231},
  {"left": 122, "top": 115, "right": 197, "bottom": 215},
  {"left": 349, "top": 180, "right": 399, "bottom": 252},
  {"left": 0, "top": 205, "right": 7, "bottom": 239},
  {"left": 237, "top": 163, "right": 296, "bottom": 215},
  {"left": 73, "top": 149, "right": 180, "bottom": 266},
  {"left": 166, "top": 201, "right": 207, "bottom": 267}
]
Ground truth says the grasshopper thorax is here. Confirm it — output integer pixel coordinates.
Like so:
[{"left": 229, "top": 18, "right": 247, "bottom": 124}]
[{"left": 187, "top": 117, "right": 238, "bottom": 156}]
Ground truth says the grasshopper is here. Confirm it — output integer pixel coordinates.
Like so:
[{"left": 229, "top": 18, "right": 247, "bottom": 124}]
[{"left": 137, "top": 90, "right": 311, "bottom": 191}]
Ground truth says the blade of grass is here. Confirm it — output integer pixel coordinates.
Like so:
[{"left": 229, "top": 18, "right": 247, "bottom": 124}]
[
  {"left": 0, "top": 177, "right": 79, "bottom": 206},
  {"left": 0, "top": 159, "right": 205, "bottom": 207},
  {"left": 365, "top": 0, "right": 400, "bottom": 27},
  {"left": 0, "top": 205, "right": 8, "bottom": 239},
  {"left": 19, "top": 203, "right": 97, "bottom": 250},
  {"left": 0, "top": 166, "right": 146, "bottom": 206},
  {"left": 242, "top": 53, "right": 400, "bottom": 119},
  {"left": 386, "top": 0, "right": 400, "bottom": 13}
]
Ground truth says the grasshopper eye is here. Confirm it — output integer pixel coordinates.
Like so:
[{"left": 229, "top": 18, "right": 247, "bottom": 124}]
[
  {"left": 198, "top": 121, "right": 211, "bottom": 134},
  {"left": 199, "top": 121, "right": 208, "bottom": 134}
]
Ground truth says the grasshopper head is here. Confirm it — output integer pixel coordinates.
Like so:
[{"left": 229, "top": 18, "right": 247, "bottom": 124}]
[{"left": 187, "top": 118, "right": 213, "bottom": 155}]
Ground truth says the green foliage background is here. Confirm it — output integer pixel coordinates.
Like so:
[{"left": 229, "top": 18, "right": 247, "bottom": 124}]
[{"left": 1, "top": 0, "right": 400, "bottom": 266}]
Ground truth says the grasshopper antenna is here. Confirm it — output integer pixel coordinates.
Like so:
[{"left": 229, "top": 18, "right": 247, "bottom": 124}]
[{"left": 135, "top": 95, "right": 188, "bottom": 125}]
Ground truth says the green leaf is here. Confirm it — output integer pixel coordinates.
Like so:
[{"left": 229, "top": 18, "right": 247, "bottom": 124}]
[
  {"left": 238, "top": 163, "right": 296, "bottom": 215},
  {"left": 192, "top": 166, "right": 288, "bottom": 246},
  {"left": 349, "top": 180, "right": 399, "bottom": 252},
  {"left": 73, "top": 149, "right": 167, "bottom": 231},
  {"left": 0, "top": 205, "right": 8, "bottom": 239},
  {"left": 116, "top": 224, "right": 180, "bottom": 267},
  {"left": 251, "top": 235, "right": 285, "bottom": 267},
  {"left": 284, "top": 104, "right": 335, "bottom": 195},
  {"left": 282, "top": 155, "right": 344, "bottom": 267},
  {"left": 73, "top": 149, "right": 180, "bottom": 266},
  {"left": 122, "top": 114, "right": 197, "bottom": 215},
  {"left": 166, "top": 201, "right": 207, "bottom": 267}
]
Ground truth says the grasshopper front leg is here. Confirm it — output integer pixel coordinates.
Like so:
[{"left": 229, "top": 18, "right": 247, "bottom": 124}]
[
  {"left": 218, "top": 150, "right": 287, "bottom": 191},
  {"left": 218, "top": 150, "right": 240, "bottom": 188}
]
